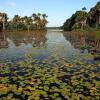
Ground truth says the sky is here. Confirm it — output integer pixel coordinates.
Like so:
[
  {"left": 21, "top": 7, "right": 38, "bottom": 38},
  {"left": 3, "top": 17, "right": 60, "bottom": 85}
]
[{"left": 0, "top": 0, "right": 99, "bottom": 27}]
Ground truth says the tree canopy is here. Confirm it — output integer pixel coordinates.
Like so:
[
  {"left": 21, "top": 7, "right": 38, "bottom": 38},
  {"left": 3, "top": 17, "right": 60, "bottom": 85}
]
[
  {"left": 7, "top": 13, "right": 48, "bottom": 31},
  {"left": 62, "top": 2, "right": 100, "bottom": 31}
]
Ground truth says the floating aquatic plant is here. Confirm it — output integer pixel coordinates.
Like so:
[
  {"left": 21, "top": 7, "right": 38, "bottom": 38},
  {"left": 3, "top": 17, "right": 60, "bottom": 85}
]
[{"left": 0, "top": 54, "right": 99, "bottom": 99}]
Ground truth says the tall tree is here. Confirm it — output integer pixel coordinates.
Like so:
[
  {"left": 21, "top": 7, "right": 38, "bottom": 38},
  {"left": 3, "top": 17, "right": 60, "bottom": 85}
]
[
  {"left": 41, "top": 14, "right": 48, "bottom": 28},
  {"left": 13, "top": 15, "right": 20, "bottom": 30}
]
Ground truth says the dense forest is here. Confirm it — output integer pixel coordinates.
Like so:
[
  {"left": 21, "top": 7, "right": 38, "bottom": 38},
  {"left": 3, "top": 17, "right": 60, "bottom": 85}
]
[
  {"left": 0, "top": 13, "right": 48, "bottom": 31},
  {"left": 62, "top": 2, "right": 100, "bottom": 31}
]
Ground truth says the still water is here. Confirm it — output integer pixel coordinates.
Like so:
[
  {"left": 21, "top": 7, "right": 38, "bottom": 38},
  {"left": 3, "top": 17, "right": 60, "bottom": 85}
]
[
  {"left": 0, "top": 30, "right": 80, "bottom": 62},
  {"left": 0, "top": 30, "right": 100, "bottom": 99}
]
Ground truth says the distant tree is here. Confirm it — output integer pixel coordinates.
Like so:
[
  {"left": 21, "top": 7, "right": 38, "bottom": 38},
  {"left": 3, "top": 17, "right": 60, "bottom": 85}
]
[
  {"left": 0, "top": 12, "right": 8, "bottom": 31},
  {"left": 82, "top": 7, "right": 87, "bottom": 11},
  {"left": 7, "top": 13, "right": 48, "bottom": 31},
  {"left": 13, "top": 15, "right": 21, "bottom": 30},
  {"left": 41, "top": 14, "right": 48, "bottom": 28}
]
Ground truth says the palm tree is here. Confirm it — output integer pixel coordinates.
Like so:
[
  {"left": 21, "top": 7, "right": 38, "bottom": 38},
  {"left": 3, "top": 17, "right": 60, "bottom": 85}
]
[
  {"left": 73, "top": 11, "right": 88, "bottom": 29},
  {"left": 0, "top": 13, "right": 7, "bottom": 31},
  {"left": 42, "top": 14, "right": 48, "bottom": 19},
  {"left": 32, "top": 13, "right": 40, "bottom": 29},
  {"left": 37, "top": 13, "right": 41, "bottom": 18},
  {"left": 37, "top": 13, "right": 42, "bottom": 29},
  {"left": 82, "top": 7, "right": 87, "bottom": 11},
  {"left": 2, "top": 13, "right": 7, "bottom": 31},
  {"left": 32, "top": 13, "right": 37, "bottom": 20},
  {"left": 27, "top": 17, "right": 33, "bottom": 31},
  {"left": 24, "top": 16, "right": 33, "bottom": 31},
  {"left": 32, "top": 13, "right": 48, "bottom": 29},
  {"left": 41, "top": 14, "right": 48, "bottom": 28},
  {"left": 13, "top": 15, "right": 20, "bottom": 30}
]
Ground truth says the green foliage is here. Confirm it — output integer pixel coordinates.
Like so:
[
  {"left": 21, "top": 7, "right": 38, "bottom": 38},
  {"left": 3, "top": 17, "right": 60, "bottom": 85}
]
[
  {"left": 62, "top": 2, "right": 100, "bottom": 31},
  {"left": 63, "top": 11, "right": 88, "bottom": 31},
  {"left": 7, "top": 13, "right": 48, "bottom": 31}
]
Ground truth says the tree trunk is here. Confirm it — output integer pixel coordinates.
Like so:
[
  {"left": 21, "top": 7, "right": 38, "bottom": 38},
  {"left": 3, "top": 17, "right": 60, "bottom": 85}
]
[
  {"left": 27, "top": 25, "right": 30, "bottom": 32},
  {"left": 99, "top": 12, "right": 100, "bottom": 25},
  {"left": 96, "top": 15, "right": 98, "bottom": 29},
  {"left": 2, "top": 21, "right": 5, "bottom": 31}
]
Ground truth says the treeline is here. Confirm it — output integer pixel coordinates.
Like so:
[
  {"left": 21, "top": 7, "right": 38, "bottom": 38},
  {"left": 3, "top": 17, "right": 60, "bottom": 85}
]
[
  {"left": 62, "top": 2, "right": 100, "bottom": 31},
  {"left": 47, "top": 27, "right": 61, "bottom": 29},
  {"left": 8, "top": 13, "right": 48, "bottom": 31}
]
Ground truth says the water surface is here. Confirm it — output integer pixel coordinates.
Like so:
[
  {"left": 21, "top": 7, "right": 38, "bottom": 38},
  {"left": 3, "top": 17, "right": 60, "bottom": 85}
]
[
  {"left": 0, "top": 30, "right": 100, "bottom": 99},
  {"left": 0, "top": 30, "right": 80, "bottom": 62}
]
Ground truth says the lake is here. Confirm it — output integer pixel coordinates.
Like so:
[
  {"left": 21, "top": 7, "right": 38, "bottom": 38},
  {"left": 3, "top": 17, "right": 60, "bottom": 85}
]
[
  {"left": 0, "top": 30, "right": 80, "bottom": 62},
  {"left": 0, "top": 30, "right": 100, "bottom": 99}
]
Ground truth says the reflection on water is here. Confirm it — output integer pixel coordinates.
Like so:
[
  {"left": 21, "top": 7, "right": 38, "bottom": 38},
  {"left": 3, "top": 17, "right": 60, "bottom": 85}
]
[
  {"left": 0, "top": 32, "right": 8, "bottom": 48},
  {"left": 0, "top": 30, "right": 79, "bottom": 62},
  {"left": 63, "top": 31, "right": 100, "bottom": 54},
  {"left": 0, "top": 30, "right": 100, "bottom": 62},
  {"left": 10, "top": 30, "right": 47, "bottom": 47}
]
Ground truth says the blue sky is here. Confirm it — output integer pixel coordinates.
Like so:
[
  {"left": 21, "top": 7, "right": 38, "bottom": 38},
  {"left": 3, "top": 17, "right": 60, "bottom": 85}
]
[{"left": 0, "top": 0, "right": 99, "bottom": 26}]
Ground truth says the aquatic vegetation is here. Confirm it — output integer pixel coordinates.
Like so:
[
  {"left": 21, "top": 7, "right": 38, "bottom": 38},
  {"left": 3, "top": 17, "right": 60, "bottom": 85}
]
[{"left": 0, "top": 55, "right": 99, "bottom": 99}]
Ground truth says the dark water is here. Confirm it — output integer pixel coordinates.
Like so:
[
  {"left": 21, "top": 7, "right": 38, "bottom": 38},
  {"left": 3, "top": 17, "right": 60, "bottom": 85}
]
[{"left": 0, "top": 30, "right": 80, "bottom": 62}]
